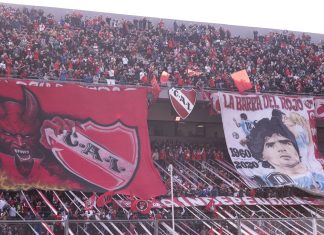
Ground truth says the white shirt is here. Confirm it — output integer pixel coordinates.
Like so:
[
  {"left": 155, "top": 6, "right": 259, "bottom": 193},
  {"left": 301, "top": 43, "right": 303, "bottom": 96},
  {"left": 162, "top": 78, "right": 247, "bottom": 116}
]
[
  {"left": 0, "top": 200, "right": 7, "bottom": 210},
  {"left": 108, "top": 69, "right": 114, "bottom": 77},
  {"left": 9, "top": 206, "right": 16, "bottom": 217},
  {"left": 105, "top": 213, "right": 112, "bottom": 220},
  {"left": 0, "top": 62, "right": 6, "bottom": 70},
  {"left": 139, "top": 71, "right": 145, "bottom": 80},
  {"left": 122, "top": 57, "right": 128, "bottom": 65}
]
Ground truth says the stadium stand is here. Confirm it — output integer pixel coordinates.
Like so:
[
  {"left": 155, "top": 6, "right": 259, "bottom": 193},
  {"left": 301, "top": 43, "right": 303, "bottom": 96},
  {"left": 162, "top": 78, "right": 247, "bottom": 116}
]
[
  {"left": 0, "top": 4, "right": 323, "bottom": 94},
  {"left": 0, "top": 3, "right": 323, "bottom": 235}
]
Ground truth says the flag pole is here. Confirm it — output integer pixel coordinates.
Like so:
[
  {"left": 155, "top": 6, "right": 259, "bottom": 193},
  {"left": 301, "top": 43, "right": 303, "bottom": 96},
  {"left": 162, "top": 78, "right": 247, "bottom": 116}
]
[{"left": 170, "top": 164, "right": 175, "bottom": 234}]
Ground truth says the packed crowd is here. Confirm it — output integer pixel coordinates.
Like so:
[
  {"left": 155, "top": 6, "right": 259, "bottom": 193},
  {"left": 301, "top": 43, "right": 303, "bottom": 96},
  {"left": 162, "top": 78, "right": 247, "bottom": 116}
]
[
  {"left": 0, "top": 5, "right": 323, "bottom": 94},
  {"left": 0, "top": 4, "right": 323, "bottom": 234}
]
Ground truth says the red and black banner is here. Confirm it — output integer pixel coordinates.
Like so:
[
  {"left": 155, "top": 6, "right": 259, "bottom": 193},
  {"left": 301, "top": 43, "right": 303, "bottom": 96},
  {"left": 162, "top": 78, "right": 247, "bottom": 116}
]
[{"left": 0, "top": 80, "right": 166, "bottom": 198}]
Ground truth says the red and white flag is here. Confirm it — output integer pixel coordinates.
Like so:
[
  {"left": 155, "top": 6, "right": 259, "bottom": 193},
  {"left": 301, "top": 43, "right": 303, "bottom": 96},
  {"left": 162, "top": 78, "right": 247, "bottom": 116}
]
[
  {"left": 169, "top": 87, "right": 197, "bottom": 119},
  {"left": 231, "top": 69, "right": 252, "bottom": 93}
]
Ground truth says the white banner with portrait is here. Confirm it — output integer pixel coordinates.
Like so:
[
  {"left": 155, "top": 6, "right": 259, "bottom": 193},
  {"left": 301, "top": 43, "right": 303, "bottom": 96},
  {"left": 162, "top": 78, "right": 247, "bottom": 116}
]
[{"left": 219, "top": 92, "right": 324, "bottom": 193}]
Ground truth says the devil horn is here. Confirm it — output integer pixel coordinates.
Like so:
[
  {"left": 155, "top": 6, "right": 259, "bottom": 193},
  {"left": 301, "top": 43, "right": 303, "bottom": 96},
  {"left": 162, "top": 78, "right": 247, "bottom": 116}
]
[{"left": 22, "top": 88, "right": 39, "bottom": 122}]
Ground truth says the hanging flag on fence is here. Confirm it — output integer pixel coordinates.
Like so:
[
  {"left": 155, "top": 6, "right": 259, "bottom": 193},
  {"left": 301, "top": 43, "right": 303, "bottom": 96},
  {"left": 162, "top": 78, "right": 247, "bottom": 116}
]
[
  {"left": 219, "top": 92, "right": 323, "bottom": 195},
  {"left": 231, "top": 69, "right": 252, "bottom": 93},
  {"left": 0, "top": 79, "right": 167, "bottom": 199},
  {"left": 169, "top": 87, "right": 197, "bottom": 119}
]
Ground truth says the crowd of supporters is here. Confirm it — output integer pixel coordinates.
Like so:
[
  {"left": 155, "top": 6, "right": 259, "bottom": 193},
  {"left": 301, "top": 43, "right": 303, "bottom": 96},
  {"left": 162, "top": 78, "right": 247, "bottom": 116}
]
[
  {"left": 0, "top": 3, "right": 323, "bottom": 234},
  {"left": 0, "top": 4, "right": 323, "bottom": 94}
]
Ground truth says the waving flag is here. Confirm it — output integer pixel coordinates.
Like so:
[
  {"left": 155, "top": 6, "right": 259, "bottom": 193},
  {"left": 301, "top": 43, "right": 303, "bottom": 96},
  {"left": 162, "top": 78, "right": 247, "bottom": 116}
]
[{"left": 231, "top": 69, "right": 252, "bottom": 93}]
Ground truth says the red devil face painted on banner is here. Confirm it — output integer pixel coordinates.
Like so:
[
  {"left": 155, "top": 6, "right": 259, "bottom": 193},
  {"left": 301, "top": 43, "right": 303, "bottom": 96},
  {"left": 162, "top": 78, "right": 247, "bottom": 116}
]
[
  {"left": 0, "top": 89, "right": 43, "bottom": 178},
  {"left": 168, "top": 88, "right": 197, "bottom": 119},
  {"left": 0, "top": 80, "right": 167, "bottom": 198},
  {"left": 44, "top": 120, "right": 140, "bottom": 191}
]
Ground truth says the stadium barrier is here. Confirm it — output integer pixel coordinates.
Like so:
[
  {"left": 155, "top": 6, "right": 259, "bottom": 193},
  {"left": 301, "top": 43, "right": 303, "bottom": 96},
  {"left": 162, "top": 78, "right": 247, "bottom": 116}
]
[
  {"left": 0, "top": 217, "right": 322, "bottom": 235},
  {"left": 0, "top": 77, "right": 323, "bottom": 97},
  {"left": 0, "top": 219, "right": 61, "bottom": 235}
]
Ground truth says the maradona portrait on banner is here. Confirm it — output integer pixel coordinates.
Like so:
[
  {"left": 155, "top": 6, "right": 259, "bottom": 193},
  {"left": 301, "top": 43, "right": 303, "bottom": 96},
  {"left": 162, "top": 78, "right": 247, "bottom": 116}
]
[
  {"left": 246, "top": 115, "right": 324, "bottom": 190},
  {"left": 219, "top": 92, "right": 324, "bottom": 193}
]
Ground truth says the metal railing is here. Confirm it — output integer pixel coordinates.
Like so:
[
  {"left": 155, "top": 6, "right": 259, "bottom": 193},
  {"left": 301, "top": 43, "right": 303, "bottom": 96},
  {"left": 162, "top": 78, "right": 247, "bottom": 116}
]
[
  {"left": 0, "top": 217, "right": 323, "bottom": 235},
  {"left": 1, "top": 76, "right": 323, "bottom": 96}
]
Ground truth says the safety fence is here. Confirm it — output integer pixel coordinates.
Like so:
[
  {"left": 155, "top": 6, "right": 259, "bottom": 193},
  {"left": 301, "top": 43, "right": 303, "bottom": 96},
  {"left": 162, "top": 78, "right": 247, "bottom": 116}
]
[
  {"left": 0, "top": 217, "right": 323, "bottom": 235},
  {"left": 1, "top": 77, "right": 323, "bottom": 97}
]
